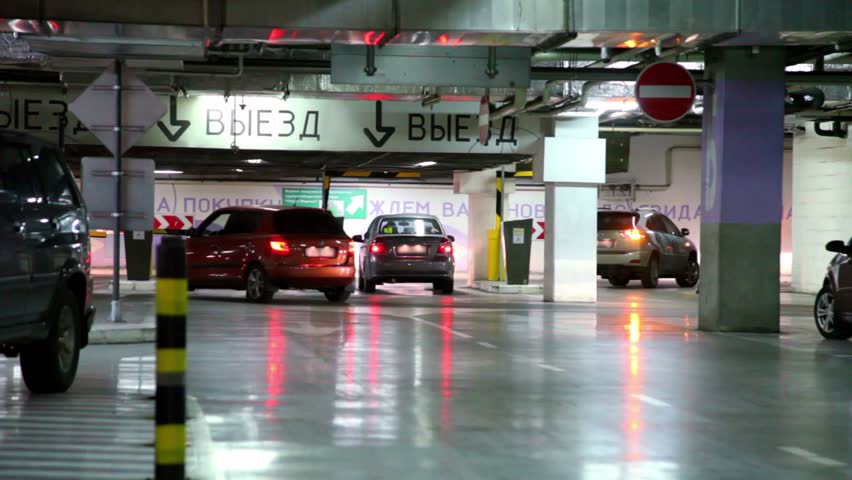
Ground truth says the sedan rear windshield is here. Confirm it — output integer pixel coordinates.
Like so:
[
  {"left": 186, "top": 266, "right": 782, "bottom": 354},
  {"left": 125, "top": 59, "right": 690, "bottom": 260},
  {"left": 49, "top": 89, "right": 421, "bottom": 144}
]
[
  {"left": 275, "top": 210, "right": 344, "bottom": 234},
  {"left": 598, "top": 212, "right": 638, "bottom": 231},
  {"left": 378, "top": 217, "right": 443, "bottom": 236}
]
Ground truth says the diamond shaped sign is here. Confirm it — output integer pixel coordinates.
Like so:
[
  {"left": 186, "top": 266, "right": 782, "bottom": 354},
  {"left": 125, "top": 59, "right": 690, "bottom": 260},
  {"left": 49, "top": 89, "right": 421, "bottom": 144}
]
[{"left": 69, "top": 64, "right": 166, "bottom": 156}]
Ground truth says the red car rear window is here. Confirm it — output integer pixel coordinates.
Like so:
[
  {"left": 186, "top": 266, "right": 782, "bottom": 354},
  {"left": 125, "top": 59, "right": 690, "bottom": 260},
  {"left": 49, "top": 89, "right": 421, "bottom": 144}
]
[{"left": 274, "top": 210, "right": 344, "bottom": 234}]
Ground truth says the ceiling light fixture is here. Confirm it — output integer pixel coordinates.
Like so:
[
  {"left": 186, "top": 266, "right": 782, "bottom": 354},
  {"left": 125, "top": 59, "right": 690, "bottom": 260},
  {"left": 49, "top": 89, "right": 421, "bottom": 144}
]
[
  {"left": 414, "top": 161, "right": 437, "bottom": 167},
  {"left": 234, "top": 168, "right": 244, "bottom": 173},
  {"left": 244, "top": 159, "right": 264, "bottom": 164},
  {"left": 154, "top": 169, "right": 183, "bottom": 175},
  {"left": 685, "top": 33, "right": 700, "bottom": 43}
]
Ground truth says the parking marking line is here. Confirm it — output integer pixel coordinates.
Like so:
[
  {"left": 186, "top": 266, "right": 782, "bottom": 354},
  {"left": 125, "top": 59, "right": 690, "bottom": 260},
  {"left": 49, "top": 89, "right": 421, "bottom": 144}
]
[
  {"left": 477, "top": 341, "right": 497, "bottom": 349},
  {"left": 631, "top": 394, "right": 671, "bottom": 407},
  {"left": 779, "top": 447, "right": 847, "bottom": 467},
  {"left": 833, "top": 354, "right": 852, "bottom": 358},
  {"left": 412, "top": 318, "right": 473, "bottom": 339},
  {"left": 537, "top": 363, "right": 565, "bottom": 372}
]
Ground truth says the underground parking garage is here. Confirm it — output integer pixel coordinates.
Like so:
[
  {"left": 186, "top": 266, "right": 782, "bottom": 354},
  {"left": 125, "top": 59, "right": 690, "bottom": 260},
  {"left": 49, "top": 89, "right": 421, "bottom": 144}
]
[{"left": 0, "top": 1, "right": 851, "bottom": 478}]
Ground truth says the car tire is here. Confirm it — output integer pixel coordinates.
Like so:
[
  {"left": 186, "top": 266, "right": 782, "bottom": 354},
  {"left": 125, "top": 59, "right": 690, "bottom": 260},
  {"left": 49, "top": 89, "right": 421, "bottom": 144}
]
[
  {"left": 641, "top": 256, "right": 660, "bottom": 289},
  {"left": 676, "top": 257, "right": 700, "bottom": 288},
  {"left": 325, "top": 288, "right": 351, "bottom": 303},
  {"left": 434, "top": 279, "right": 454, "bottom": 295},
  {"left": 608, "top": 275, "right": 630, "bottom": 287},
  {"left": 363, "top": 278, "right": 377, "bottom": 293},
  {"left": 20, "top": 287, "right": 81, "bottom": 394},
  {"left": 245, "top": 265, "right": 275, "bottom": 303},
  {"left": 814, "top": 287, "right": 852, "bottom": 340},
  {"left": 357, "top": 274, "right": 365, "bottom": 292}
]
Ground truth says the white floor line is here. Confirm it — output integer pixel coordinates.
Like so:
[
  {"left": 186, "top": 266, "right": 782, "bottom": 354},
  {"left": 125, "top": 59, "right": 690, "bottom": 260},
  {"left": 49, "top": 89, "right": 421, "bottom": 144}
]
[
  {"left": 477, "top": 341, "right": 497, "bottom": 349},
  {"left": 631, "top": 394, "right": 671, "bottom": 408},
  {"left": 537, "top": 363, "right": 565, "bottom": 372},
  {"left": 411, "top": 318, "right": 473, "bottom": 339},
  {"left": 778, "top": 447, "right": 847, "bottom": 467}
]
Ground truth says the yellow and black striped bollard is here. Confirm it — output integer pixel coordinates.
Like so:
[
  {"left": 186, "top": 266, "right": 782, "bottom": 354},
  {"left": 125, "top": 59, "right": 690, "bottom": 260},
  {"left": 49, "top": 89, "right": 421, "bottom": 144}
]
[{"left": 155, "top": 236, "right": 187, "bottom": 480}]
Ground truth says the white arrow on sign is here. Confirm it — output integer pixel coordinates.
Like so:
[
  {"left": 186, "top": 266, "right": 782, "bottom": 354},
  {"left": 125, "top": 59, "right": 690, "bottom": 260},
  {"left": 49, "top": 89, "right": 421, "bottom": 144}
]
[{"left": 346, "top": 195, "right": 365, "bottom": 215}]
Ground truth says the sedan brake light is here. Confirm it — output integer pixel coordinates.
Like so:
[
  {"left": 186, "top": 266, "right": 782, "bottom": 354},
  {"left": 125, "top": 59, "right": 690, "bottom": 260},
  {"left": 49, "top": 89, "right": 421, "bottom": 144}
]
[
  {"left": 348, "top": 241, "right": 356, "bottom": 255},
  {"left": 439, "top": 238, "right": 453, "bottom": 255},
  {"left": 369, "top": 239, "right": 386, "bottom": 254},
  {"left": 269, "top": 239, "right": 292, "bottom": 255}
]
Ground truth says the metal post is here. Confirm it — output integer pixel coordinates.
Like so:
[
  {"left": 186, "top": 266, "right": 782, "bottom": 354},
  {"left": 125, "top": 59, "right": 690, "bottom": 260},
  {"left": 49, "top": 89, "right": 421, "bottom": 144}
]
[
  {"left": 155, "top": 237, "right": 187, "bottom": 480},
  {"left": 111, "top": 59, "right": 123, "bottom": 323},
  {"left": 498, "top": 167, "right": 506, "bottom": 282},
  {"left": 321, "top": 174, "right": 331, "bottom": 210}
]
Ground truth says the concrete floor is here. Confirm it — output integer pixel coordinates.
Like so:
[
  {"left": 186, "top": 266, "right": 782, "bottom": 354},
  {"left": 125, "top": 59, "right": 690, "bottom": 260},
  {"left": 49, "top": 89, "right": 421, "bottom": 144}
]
[{"left": 0, "top": 281, "right": 849, "bottom": 479}]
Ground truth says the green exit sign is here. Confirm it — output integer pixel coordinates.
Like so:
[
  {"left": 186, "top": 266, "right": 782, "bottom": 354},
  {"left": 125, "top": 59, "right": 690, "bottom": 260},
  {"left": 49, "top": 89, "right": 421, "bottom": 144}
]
[{"left": 282, "top": 188, "right": 368, "bottom": 219}]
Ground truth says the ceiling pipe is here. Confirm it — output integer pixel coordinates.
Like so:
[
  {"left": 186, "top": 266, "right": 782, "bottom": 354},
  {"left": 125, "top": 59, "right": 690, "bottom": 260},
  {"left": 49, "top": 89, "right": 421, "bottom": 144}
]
[
  {"left": 786, "top": 88, "right": 825, "bottom": 114},
  {"left": 526, "top": 81, "right": 601, "bottom": 117},
  {"left": 491, "top": 80, "right": 567, "bottom": 121}
]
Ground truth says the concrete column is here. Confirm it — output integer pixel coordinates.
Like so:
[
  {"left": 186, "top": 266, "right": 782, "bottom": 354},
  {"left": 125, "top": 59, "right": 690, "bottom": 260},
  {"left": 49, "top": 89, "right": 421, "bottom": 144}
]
[
  {"left": 453, "top": 169, "right": 514, "bottom": 287},
  {"left": 792, "top": 126, "right": 852, "bottom": 293},
  {"left": 699, "top": 47, "right": 786, "bottom": 332},
  {"left": 534, "top": 114, "right": 605, "bottom": 302}
]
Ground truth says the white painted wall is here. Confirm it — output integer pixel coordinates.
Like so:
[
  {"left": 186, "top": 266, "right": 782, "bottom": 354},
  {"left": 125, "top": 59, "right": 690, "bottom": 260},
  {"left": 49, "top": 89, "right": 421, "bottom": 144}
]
[
  {"left": 792, "top": 128, "right": 852, "bottom": 293},
  {"left": 90, "top": 134, "right": 794, "bottom": 279}
]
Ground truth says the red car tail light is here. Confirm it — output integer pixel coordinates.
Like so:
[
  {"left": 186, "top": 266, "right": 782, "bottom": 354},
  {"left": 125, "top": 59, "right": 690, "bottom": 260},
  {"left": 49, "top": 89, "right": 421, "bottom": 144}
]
[
  {"left": 439, "top": 238, "right": 453, "bottom": 255},
  {"left": 348, "top": 242, "right": 356, "bottom": 255},
  {"left": 269, "top": 239, "right": 292, "bottom": 255},
  {"left": 369, "top": 239, "right": 386, "bottom": 254}
]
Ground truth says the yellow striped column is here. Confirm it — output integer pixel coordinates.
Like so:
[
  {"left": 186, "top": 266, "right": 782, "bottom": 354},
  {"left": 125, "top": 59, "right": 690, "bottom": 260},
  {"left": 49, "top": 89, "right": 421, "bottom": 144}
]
[
  {"left": 487, "top": 177, "right": 504, "bottom": 281},
  {"left": 155, "top": 236, "right": 187, "bottom": 480}
]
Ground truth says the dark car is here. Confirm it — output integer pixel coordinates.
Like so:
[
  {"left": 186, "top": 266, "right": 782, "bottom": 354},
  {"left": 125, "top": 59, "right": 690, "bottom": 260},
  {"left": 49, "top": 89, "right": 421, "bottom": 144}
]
[
  {"left": 814, "top": 238, "right": 852, "bottom": 340},
  {"left": 0, "top": 130, "right": 95, "bottom": 393},
  {"left": 353, "top": 214, "right": 455, "bottom": 294},
  {"left": 597, "top": 208, "right": 700, "bottom": 288},
  {"left": 186, "top": 206, "right": 355, "bottom": 303}
]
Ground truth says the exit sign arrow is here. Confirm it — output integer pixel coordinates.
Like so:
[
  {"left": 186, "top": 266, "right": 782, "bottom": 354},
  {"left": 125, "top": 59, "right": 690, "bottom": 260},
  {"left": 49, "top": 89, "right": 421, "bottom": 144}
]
[{"left": 363, "top": 101, "right": 396, "bottom": 148}]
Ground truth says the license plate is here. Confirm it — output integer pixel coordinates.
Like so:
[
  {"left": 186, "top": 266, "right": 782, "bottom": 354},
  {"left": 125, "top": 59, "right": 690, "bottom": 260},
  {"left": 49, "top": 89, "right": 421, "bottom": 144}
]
[
  {"left": 305, "top": 246, "right": 338, "bottom": 258},
  {"left": 597, "top": 239, "right": 614, "bottom": 248},
  {"left": 396, "top": 244, "right": 427, "bottom": 255}
]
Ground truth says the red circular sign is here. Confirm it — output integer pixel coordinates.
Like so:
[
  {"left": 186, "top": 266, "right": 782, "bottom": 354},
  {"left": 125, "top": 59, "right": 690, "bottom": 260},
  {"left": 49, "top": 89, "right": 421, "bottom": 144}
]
[{"left": 634, "top": 62, "right": 696, "bottom": 123}]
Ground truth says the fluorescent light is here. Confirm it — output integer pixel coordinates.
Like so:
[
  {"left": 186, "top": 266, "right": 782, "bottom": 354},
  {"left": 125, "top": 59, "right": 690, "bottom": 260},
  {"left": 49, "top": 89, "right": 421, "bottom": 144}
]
[
  {"left": 234, "top": 168, "right": 244, "bottom": 173},
  {"left": 244, "top": 159, "right": 264, "bottom": 164},
  {"left": 685, "top": 34, "right": 700, "bottom": 43},
  {"left": 154, "top": 169, "right": 183, "bottom": 175},
  {"left": 413, "top": 161, "right": 437, "bottom": 167}
]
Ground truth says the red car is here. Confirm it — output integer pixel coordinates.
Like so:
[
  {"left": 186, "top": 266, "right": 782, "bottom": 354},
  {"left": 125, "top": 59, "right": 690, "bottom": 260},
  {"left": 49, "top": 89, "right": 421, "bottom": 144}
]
[{"left": 186, "top": 207, "right": 355, "bottom": 303}]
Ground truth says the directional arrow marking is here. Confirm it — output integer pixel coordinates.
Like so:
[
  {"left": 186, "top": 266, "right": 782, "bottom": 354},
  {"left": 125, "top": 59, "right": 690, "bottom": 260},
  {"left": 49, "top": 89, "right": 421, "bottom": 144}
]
[
  {"left": 363, "top": 101, "right": 396, "bottom": 148},
  {"left": 157, "top": 95, "right": 191, "bottom": 142},
  {"left": 346, "top": 195, "right": 365, "bottom": 215}
]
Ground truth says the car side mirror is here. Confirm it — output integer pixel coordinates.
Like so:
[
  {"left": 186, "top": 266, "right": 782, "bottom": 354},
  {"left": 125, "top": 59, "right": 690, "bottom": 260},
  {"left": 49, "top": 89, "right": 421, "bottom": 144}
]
[
  {"left": 447, "top": 235, "right": 455, "bottom": 242},
  {"left": 826, "top": 240, "right": 850, "bottom": 254},
  {"left": 352, "top": 234, "right": 364, "bottom": 243},
  {"left": 681, "top": 228, "right": 690, "bottom": 237}
]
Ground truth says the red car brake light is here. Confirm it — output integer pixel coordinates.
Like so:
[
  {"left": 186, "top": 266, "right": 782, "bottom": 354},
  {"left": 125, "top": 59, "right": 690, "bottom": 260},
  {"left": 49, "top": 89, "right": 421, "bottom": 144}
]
[
  {"left": 269, "top": 239, "right": 292, "bottom": 255},
  {"left": 439, "top": 238, "right": 453, "bottom": 255},
  {"left": 369, "top": 239, "right": 386, "bottom": 254},
  {"left": 348, "top": 241, "right": 356, "bottom": 255}
]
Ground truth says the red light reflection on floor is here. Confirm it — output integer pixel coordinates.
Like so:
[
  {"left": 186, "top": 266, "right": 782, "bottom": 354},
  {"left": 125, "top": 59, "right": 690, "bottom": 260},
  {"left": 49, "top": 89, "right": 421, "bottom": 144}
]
[
  {"left": 345, "top": 310, "right": 356, "bottom": 387},
  {"left": 440, "top": 307, "right": 454, "bottom": 434},
  {"left": 266, "top": 308, "right": 286, "bottom": 413},
  {"left": 368, "top": 305, "right": 382, "bottom": 398}
]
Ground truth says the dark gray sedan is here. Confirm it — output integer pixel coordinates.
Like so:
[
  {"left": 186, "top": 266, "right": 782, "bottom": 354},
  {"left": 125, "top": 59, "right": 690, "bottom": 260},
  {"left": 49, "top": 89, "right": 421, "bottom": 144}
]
[{"left": 353, "top": 214, "right": 455, "bottom": 294}]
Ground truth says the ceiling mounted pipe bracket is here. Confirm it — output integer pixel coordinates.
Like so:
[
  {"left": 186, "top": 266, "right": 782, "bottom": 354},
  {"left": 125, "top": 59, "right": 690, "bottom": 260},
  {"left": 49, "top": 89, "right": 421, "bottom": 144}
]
[
  {"left": 364, "top": 45, "right": 377, "bottom": 77},
  {"left": 486, "top": 47, "right": 499, "bottom": 79},
  {"left": 814, "top": 120, "right": 848, "bottom": 138}
]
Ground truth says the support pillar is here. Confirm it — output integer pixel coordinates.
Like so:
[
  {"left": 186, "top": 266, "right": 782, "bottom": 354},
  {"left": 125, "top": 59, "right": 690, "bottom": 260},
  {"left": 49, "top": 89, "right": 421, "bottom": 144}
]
[
  {"left": 699, "top": 47, "right": 786, "bottom": 332},
  {"left": 792, "top": 124, "right": 852, "bottom": 293},
  {"left": 321, "top": 174, "right": 331, "bottom": 210},
  {"left": 534, "top": 114, "right": 605, "bottom": 302}
]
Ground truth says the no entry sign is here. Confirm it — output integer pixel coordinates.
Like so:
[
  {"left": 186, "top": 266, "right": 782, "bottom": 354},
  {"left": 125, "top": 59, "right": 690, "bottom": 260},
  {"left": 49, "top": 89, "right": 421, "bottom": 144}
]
[{"left": 634, "top": 63, "right": 696, "bottom": 123}]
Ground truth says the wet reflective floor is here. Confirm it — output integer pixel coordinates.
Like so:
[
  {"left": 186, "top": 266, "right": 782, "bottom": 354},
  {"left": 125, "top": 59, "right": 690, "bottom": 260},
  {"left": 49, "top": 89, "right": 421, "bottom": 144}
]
[{"left": 0, "top": 282, "right": 850, "bottom": 479}]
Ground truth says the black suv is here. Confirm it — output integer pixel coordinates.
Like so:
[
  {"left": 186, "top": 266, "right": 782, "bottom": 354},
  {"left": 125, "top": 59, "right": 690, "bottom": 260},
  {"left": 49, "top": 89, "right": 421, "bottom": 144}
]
[{"left": 0, "top": 130, "right": 94, "bottom": 393}]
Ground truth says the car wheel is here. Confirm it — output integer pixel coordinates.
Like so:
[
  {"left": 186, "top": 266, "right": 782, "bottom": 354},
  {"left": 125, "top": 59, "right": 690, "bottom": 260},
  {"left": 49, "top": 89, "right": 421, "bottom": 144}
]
[
  {"left": 608, "top": 275, "right": 630, "bottom": 287},
  {"left": 814, "top": 287, "right": 852, "bottom": 340},
  {"left": 20, "top": 287, "right": 81, "bottom": 393},
  {"left": 357, "top": 273, "right": 365, "bottom": 292},
  {"left": 325, "top": 288, "right": 351, "bottom": 303},
  {"left": 245, "top": 266, "right": 275, "bottom": 303},
  {"left": 641, "top": 256, "right": 660, "bottom": 289},
  {"left": 434, "top": 279, "right": 454, "bottom": 295},
  {"left": 363, "top": 278, "right": 377, "bottom": 293},
  {"left": 677, "top": 257, "right": 700, "bottom": 288}
]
